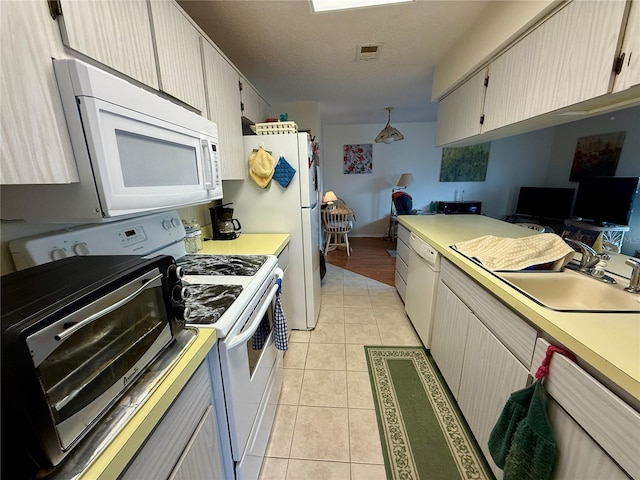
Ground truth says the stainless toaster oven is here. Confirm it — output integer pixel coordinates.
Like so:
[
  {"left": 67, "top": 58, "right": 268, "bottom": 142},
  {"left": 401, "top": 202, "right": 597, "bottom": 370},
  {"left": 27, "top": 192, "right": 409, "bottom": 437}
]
[{"left": 1, "top": 255, "right": 186, "bottom": 478}]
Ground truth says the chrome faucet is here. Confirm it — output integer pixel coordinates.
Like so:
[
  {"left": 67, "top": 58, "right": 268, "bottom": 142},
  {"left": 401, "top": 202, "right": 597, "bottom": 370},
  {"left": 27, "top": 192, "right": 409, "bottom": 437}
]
[
  {"left": 563, "top": 238, "right": 600, "bottom": 269},
  {"left": 624, "top": 258, "right": 640, "bottom": 293},
  {"left": 563, "top": 238, "right": 615, "bottom": 283}
]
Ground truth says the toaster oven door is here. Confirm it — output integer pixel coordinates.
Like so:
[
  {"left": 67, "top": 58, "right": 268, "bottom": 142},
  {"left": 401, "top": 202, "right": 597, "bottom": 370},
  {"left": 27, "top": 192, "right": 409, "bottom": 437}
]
[{"left": 25, "top": 268, "right": 173, "bottom": 452}]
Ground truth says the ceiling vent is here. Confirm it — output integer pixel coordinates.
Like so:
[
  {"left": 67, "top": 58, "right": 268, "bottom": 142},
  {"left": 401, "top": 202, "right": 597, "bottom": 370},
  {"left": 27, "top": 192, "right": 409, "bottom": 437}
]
[{"left": 356, "top": 43, "right": 382, "bottom": 61}]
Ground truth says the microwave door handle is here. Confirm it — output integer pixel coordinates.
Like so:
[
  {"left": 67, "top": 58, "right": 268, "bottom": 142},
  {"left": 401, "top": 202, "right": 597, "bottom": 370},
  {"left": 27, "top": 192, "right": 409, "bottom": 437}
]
[
  {"left": 54, "top": 273, "right": 164, "bottom": 342},
  {"left": 201, "top": 139, "right": 214, "bottom": 190},
  {"left": 226, "top": 283, "right": 279, "bottom": 350}
]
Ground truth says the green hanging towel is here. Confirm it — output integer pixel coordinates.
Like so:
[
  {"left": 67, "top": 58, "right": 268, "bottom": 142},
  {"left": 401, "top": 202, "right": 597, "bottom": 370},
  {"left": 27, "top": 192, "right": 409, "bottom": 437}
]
[
  {"left": 488, "top": 381, "right": 536, "bottom": 468},
  {"left": 488, "top": 344, "right": 577, "bottom": 480},
  {"left": 502, "top": 380, "right": 556, "bottom": 480}
]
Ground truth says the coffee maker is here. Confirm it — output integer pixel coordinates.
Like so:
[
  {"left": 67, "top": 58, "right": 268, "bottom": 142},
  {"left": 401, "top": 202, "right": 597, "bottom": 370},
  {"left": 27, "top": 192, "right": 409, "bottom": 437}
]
[{"left": 210, "top": 204, "right": 242, "bottom": 240}]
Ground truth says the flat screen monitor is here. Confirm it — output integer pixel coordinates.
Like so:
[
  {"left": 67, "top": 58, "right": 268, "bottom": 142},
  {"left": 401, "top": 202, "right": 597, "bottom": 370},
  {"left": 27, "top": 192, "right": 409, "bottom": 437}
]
[
  {"left": 573, "top": 176, "right": 639, "bottom": 226},
  {"left": 515, "top": 186, "right": 575, "bottom": 220}
]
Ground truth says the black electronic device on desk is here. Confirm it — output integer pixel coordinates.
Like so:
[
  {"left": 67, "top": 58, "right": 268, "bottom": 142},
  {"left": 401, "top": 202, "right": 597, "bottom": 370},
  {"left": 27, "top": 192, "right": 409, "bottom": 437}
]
[{"left": 437, "top": 201, "right": 482, "bottom": 215}]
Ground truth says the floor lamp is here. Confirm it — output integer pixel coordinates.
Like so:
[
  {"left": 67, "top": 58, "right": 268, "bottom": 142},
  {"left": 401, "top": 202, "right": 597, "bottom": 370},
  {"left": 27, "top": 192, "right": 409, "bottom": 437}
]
[{"left": 386, "top": 173, "right": 413, "bottom": 241}]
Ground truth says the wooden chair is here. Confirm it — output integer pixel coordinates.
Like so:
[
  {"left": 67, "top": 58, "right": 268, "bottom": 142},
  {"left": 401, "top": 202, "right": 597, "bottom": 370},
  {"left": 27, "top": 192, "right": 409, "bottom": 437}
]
[{"left": 323, "top": 202, "right": 354, "bottom": 256}]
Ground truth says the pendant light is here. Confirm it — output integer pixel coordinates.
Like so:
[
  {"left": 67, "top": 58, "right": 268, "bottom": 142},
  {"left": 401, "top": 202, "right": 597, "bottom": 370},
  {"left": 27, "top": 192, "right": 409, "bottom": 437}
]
[{"left": 374, "top": 107, "right": 404, "bottom": 144}]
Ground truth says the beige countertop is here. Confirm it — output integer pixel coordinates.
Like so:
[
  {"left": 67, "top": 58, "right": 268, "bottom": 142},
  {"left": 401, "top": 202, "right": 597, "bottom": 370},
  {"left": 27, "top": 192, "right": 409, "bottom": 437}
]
[
  {"left": 398, "top": 214, "right": 640, "bottom": 402},
  {"left": 79, "top": 329, "right": 218, "bottom": 480},
  {"left": 200, "top": 233, "right": 290, "bottom": 256}
]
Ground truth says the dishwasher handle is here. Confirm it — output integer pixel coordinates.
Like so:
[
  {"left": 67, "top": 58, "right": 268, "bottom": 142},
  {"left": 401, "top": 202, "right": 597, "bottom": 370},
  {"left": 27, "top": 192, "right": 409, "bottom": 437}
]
[{"left": 409, "top": 233, "right": 440, "bottom": 266}]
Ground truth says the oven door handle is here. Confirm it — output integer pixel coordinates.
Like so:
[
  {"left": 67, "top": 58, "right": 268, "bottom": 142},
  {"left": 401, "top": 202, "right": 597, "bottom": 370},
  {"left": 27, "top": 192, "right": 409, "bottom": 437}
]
[
  {"left": 226, "top": 283, "right": 279, "bottom": 350},
  {"left": 54, "top": 273, "right": 164, "bottom": 342},
  {"left": 226, "top": 270, "right": 283, "bottom": 350}
]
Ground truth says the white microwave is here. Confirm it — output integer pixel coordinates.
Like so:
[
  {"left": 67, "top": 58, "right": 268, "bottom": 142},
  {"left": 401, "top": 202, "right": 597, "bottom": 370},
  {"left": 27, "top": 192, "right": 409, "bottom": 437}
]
[{"left": 1, "top": 59, "right": 222, "bottom": 223}]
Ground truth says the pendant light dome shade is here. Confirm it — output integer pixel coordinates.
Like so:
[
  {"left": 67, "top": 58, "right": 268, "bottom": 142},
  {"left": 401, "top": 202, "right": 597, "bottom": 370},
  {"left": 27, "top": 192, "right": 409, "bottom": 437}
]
[{"left": 374, "top": 107, "right": 404, "bottom": 144}]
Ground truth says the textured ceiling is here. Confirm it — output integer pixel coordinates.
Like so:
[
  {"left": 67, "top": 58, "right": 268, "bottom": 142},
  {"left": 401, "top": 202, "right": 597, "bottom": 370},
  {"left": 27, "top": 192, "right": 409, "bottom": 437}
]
[{"left": 179, "top": 0, "right": 489, "bottom": 125}]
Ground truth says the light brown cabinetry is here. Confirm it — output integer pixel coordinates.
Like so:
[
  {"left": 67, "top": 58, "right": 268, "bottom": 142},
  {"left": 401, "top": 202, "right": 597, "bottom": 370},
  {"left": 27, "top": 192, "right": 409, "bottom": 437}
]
[
  {"left": 149, "top": 0, "right": 207, "bottom": 113},
  {"left": 0, "top": 0, "right": 77, "bottom": 185},
  {"left": 56, "top": 0, "right": 158, "bottom": 89},
  {"left": 613, "top": 0, "right": 640, "bottom": 93},
  {"left": 201, "top": 39, "right": 245, "bottom": 179}
]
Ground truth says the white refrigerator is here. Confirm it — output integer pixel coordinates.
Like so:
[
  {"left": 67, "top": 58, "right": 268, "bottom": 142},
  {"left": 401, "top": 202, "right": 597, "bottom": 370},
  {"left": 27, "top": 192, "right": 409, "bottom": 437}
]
[{"left": 222, "top": 132, "right": 321, "bottom": 330}]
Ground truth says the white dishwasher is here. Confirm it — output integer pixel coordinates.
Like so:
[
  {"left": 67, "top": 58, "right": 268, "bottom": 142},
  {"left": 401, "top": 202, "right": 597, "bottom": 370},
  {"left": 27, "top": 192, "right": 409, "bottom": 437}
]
[{"left": 405, "top": 233, "right": 441, "bottom": 348}]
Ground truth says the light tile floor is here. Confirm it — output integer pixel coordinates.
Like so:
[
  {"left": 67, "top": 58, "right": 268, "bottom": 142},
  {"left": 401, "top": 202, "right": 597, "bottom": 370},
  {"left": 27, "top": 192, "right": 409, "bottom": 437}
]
[{"left": 259, "top": 264, "right": 422, "bottom": 480}]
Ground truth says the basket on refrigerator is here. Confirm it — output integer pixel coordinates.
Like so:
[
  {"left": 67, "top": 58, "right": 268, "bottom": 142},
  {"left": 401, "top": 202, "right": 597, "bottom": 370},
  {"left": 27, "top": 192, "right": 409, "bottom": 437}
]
[{"left": 251, "top": 121, "right": 298, "bottom": 135}]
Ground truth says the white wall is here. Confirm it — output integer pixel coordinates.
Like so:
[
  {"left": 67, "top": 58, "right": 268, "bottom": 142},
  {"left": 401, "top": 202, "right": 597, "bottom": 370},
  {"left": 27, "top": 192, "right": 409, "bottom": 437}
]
[
  {"left": 322, "top": 106, "right": 640, "bottom": 255},
  {"left": 322, "top": 122, "right": 553, "bottom": 237}
]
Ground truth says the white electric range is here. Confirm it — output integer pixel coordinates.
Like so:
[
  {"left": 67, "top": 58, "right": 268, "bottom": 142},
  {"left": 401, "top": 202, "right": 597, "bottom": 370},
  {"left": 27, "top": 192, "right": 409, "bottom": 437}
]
[{"left": 9, "top": 210, "right": 285, "bottom": 480}]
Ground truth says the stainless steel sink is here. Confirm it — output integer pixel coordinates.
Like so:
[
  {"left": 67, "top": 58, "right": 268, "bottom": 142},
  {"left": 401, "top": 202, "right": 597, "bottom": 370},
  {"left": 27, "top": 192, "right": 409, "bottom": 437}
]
[{"left": 498, "top": 269, "right": 640, "bottom": 313}]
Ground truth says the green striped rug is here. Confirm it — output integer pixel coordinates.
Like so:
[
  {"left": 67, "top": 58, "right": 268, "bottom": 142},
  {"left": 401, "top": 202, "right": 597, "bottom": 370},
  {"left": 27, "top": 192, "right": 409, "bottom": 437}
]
[{"left": 365, "top": 346, "right": 494, "bottom": 480}]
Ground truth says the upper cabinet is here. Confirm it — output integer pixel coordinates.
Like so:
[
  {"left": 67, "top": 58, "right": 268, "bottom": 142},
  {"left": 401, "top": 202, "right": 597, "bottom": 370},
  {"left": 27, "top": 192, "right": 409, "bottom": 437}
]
[
  {"left": 482, "top": 0, "right": 627, "bottom": 133},
  {"left": 56, "top": 0, "right": 158, "bottom": 89},
  {"left": 202, "top": 39, "right": 245, "bottom": 180},
  {"left": 436, "top": 0, "right": 635, "bottom": 146},
  {"left": 149, "top": 0, "right": 206, "bottom": 113},
  {"left": 613, "top": 0, "right": 640, "bottom": 93},
  {"left": 55, "top": 0, "right": 207, "bottom": 112},
  {"left": 240, "top": 80, "right": 268, "bottom": 124},
  {"left": 435, "top": 69, "right": 487, "bottom": 146},
  {"left": 0, "top": 0, "right": 77, "bottom": 184},
  {"left": 1, "top": 0, "right": 268, "bottom": 186}
]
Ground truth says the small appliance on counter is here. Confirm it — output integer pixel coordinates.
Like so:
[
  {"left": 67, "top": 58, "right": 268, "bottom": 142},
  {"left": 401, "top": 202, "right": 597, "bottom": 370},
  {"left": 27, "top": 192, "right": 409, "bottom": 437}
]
[
  {"left": 1, "top": 255, "right": 185, "bottom": 477},
  {"left": 437, "top": 200, "right": 482, "bottom": 215},
  {"left": 210, "top": 204, "right": 242, "bottom": 240}
]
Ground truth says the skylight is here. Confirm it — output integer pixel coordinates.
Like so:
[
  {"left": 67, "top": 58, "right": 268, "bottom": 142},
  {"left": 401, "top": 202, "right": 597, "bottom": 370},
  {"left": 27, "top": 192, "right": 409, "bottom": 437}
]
[{"left": 311, "top": 0, "right": 413, "bottom": 13}]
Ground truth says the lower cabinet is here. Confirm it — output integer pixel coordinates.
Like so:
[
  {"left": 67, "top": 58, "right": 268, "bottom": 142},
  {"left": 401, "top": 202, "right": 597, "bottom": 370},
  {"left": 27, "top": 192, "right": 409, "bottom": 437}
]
[
  {"left": 430, "top": 283, "right": 471, "bottom": 399},
  {"left": 531, "top": 338, "right": 638, "bottom": 479},
  {"left": 121, "top": 359, "right": 225, "bottom": 479},
  {"left": 394, "top": 224, "right": 410, "bottom": 302},
  {"left": 457, "top": 315, "right": 530, "bottom": 476},
  {"left": 432, "top": 280, "right": 530, "bottom": 477},
  {"left": 431, "top": 257, "right": 639, "bottom": 479},
  {"left": 169, "top": 406, "right": 221, "bottom": 480}
]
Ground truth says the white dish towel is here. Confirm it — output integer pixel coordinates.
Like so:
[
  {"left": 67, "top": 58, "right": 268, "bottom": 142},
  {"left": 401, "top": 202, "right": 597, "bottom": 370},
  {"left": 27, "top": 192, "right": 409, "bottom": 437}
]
[{"left": 453, "top": 234, "right": 575, "bottom": 271}]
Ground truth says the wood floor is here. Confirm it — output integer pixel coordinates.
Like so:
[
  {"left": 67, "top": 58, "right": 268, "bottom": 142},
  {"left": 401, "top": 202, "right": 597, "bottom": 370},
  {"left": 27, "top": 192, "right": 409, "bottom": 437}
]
[{"left": 323, "top": 237, "right": 397, "bottom": 286}]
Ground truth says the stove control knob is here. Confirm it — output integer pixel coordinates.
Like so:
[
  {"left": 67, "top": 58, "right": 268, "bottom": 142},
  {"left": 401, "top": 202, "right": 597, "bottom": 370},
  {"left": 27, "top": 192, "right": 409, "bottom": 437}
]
[
  {"left": 50, "top": 248, "right": 67, "bottom": 261},
  {"left": 72, "top": 242, "right": 90, "bottom": 256},
  {"left": 171, "top": 217, "right": 182, "bottom": 229},
  {"left": 162, "top": 219, "right": 173, "bottom": 230}
]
